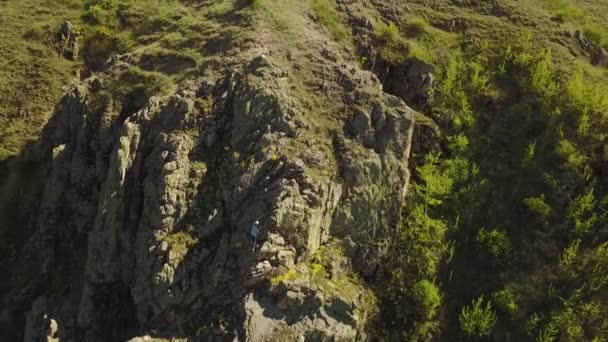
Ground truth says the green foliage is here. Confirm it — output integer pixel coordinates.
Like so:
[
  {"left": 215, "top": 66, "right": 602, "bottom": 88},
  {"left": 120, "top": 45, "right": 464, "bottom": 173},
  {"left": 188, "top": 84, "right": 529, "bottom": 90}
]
[
  {"left": 493, "top": 289, "right": 519, "bottom": 316},
  {"left": 583, "top": 24, "right": 607, "bottom": 47},
  {"left": 554, "top": 5, "right": 583, "bottom": 23},
  {"left": 556, "top": 139, "right": 585, "bottom": 170},
  {"left": 529, "top": 49, "right": 557, "bottom": 98},
  {"left": 469, "top": 61, "right": 490, "bottom": 93},
  {"left": 538, "top": 294, "right": 605, "bottom": 341},
  {"left": 407, "top": 17, "right": 430, "bottom": 37},
  {"left": 564, "top": 69, "right": 608, "bottom": 121},
  {"left": 523, "top": 140, "right": 537, "bottom": 165},
  {"left": 477, "top": 228, "right": 512, "bottom": 259},
  {"left": 459, "top": 296, "right": 497, "bottom": 337},
  {"left": 446, "top": 134, "right": 469, "bottom": 155},
  {"left": 164, "top": 231, "right": 198, "bottom": 259},
  {"left": 376, "top": 21, "right": 400, "bottom": 44},
  {"left": 435, "top": 56, "right": 474, "bottom": 128},
  {"left": 375, "top": 21, "right": 407, "bottom": 63},
  {"left": 417, "top": 152, "right": 454, "bottom": 208},
  {"left": 412, "top": 279, "right": 442, "bottom": 319},
  {"left": 524, "top": 194, "right": 552, "bottom": 220},
  {"left": 84, "top": 0, "right": 120, "bottom": 24},
  {"left": 559, "top": 239, "right": 581, "bottom": 276},
  {"left": 378, "top": 4, "right": 608, "bottom": 339},
  {"left": 270, "top": 269, "right": 299, "bottom": 286},
  {"left": 82, "top": 26, "right": 131, "bottom": 69},
  {"left": 111, "top": 66, "right": 175, "bottom": 99},
  {"left": 567, "top": 187, "right": 597, "bottom": 235}
]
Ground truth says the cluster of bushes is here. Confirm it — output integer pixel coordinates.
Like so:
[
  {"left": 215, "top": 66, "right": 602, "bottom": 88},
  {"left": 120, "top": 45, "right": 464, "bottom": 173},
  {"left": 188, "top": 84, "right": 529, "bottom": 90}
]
[
  {"left": 378, "top": 21, "right": 608, "bottom": 339},
  {"left": 82, "top": 0, "right": 132, "bottom": 69}
]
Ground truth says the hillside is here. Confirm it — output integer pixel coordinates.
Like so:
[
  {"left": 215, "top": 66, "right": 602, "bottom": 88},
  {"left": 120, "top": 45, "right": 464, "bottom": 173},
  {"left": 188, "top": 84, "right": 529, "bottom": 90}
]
[{"left": 1, "top": 0, "right": 608, "bottom": 341}]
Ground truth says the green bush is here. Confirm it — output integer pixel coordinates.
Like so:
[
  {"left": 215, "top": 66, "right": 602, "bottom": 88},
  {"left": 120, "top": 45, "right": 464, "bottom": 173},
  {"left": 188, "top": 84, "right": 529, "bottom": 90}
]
[
  {"left": 529, "top": 49, "right": 557, "bottom": 98},
  {"left": 524, "top": 194, "right": 552, "bottom": 220},
  {"left": 583, "top": 24, "right": 607, "bottom": 46},
  {"left": 435, "top": 56, "right": 474, "bottom": 128},
  {"left": 477, "top": 228, "right": 511, "bottom": 258},
  {"left": 407, "top": 17, "right": 430, "bottom": 37},
  {"left": 555, "top": 139, "right": 585, "bottom": 170},
  {"left": 114, "top": 66, "right": 175, "bottom": 99},
  {"left": 567, "top": 187, "right": 597, "bottom": 235},
  {"left": 412, "top": 279, "right": 442, "bottom": 319},
  {"left": 84, "top": 0, "right": 121, "bottom": 25},
  {"left": 459, "top": 296, "right": 497, "bottom": 337},
  {"left": 376, "top": 21, "right": 400, "bottom": 44},
  {"left": 554, "top": 5, "right": 583, "bottom": 23},
  {"left": 82, "top": 26, "right": 131, "bottom": 69},
  {"left": 493, "top": 289, "right": 519, "bottom": 316},
  {"left": 447, "top": 134, "right": 469, "bottom": 155}
]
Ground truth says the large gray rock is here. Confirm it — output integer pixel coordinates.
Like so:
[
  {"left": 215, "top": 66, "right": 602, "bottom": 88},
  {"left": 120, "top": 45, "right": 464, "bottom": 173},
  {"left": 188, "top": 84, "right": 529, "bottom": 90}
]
[{"left": 16, "top": 11, "right": 415, "bottom": 339}]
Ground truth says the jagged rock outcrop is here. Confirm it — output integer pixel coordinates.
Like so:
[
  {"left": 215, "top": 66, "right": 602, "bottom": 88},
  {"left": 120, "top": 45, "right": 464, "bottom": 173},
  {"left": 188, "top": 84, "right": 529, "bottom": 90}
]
[{"left": 13, "top": 3, "right": 416, "bottom": 341}]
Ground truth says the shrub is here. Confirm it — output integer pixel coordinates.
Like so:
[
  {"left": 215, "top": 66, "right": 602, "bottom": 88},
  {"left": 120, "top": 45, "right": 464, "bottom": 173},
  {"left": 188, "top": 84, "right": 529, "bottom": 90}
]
[
  {"left": 82, "top": 26, "right": 131, "bottom": 69},
  {"left": 459, "top": 296, "right": 497, "bottom": 337},
  {"left": 529, "top": 49, "right": 557, "bottom": 98},
  {"left": 523, "top": 140, "right": 536, "bottom": 165},
  {"left": 469, "top": 61, "right": 490, "bottom": 94},
  {"left": 447, "top": 134, "right": 469, "bottom": 155},
  {"left": 493, "top": 289, "right": 519, "bottom": 316},
  {"left": 556, "top": 139, "right": 585, "bottom": 170},
  {"left": 407, "top": 17, "right": 430, "bottom": 37},
  {"left": 477, "top": 228, "right": 511, "bottom": 258},
  {"left": 583, "top": 24, "right": 606, "bottom": 46},
  {"left": 84, "top": 0, "right": 121, "bottom": 25},
  {"left": 567, "top": 187, "right": 597, "bottom": 235},
  {"left": 524, "top": 194, "right": 552, "bottom": 220},
  {"left": 559, "top": 239, "right": 581, "bottom": 274},
  {"left": 564, "top": 69, "right": 608, "bottom": 127},
  {"left": 270, "top": 269, "right": 299, "bottom": 285},
  {"left": 376, "top": 21, "right": 400, "bottom": 44},
  {"left": 407, "top": 41, "right": 434, "bottom": 63},
  {"left": 25, "top": 22, "right": 51, "bottom": 40},
  {"left": 554, "top": 5, "right": 583, "bottom": 23},
  {"left": 435, "top": 56, "right": 474, "bottom": 128},
  {"left": 412, "top": 279, "right": 442, "bottom": 319}
]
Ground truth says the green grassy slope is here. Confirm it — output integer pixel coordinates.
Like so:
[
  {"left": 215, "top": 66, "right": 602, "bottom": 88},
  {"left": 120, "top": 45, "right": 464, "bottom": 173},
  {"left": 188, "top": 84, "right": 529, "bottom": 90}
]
[{"left": 0, "top": 0, "right": 84, "bottom": 159}]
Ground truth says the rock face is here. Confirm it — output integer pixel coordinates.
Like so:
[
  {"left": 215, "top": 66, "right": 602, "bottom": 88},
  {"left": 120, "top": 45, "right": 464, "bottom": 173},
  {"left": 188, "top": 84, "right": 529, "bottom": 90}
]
[
  {"left": 57, "top": 21, "right": 79, "bottom": 61},
  {"left": 375, "top": 57, "right": 435, "bottom": 113},
  {"left": 9, "top": 4, "right": 416, "bottom": 341},
  {"left": 574, "top": 30, "right": 608, "bottom": 68}
]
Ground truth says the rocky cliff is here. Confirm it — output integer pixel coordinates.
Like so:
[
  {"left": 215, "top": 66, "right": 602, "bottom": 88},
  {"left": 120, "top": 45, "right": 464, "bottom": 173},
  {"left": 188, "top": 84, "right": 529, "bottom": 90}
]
[{"left": 3, "top": 1, "right": 415, "bottom": 340}]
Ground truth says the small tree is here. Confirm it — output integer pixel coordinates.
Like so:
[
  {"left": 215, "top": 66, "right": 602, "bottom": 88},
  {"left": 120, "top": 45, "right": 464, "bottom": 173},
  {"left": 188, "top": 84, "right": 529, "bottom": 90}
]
[{"left": 459, "top": 295, "right": 497, "bottom": 337}]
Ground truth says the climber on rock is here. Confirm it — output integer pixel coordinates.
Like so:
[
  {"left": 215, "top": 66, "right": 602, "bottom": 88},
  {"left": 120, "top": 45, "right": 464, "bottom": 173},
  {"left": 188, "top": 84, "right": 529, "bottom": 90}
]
[{"left": 249, "top": 220, "right": 261, "bottom": 251}]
